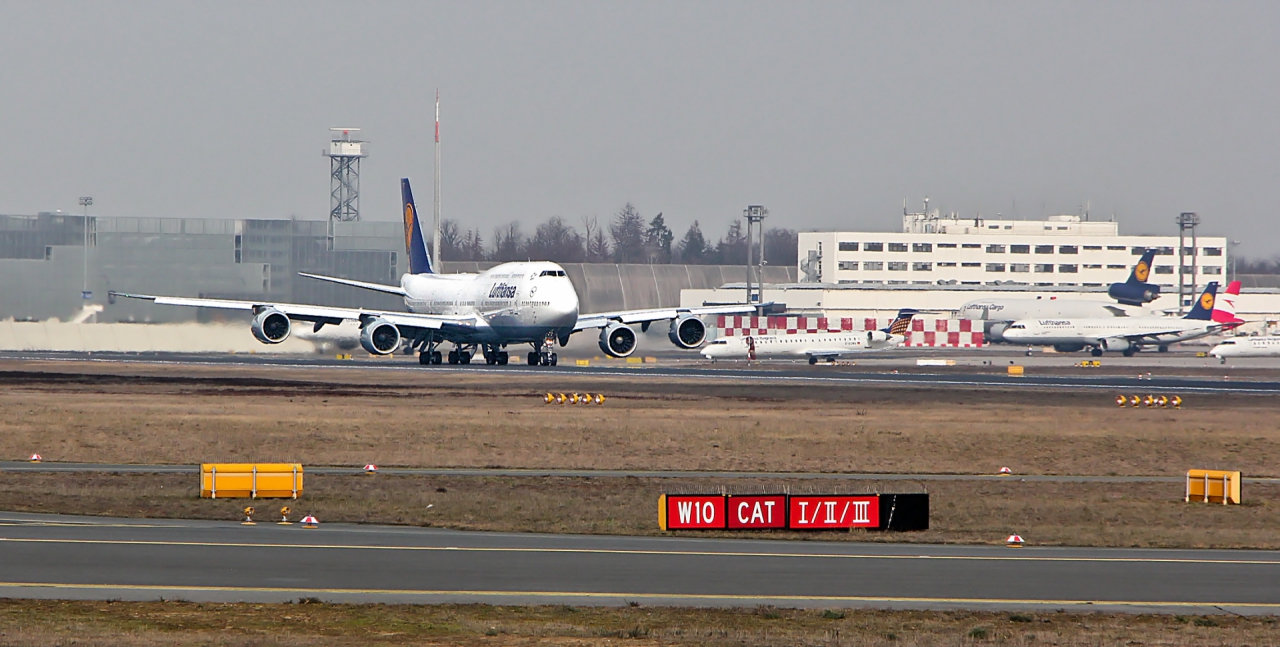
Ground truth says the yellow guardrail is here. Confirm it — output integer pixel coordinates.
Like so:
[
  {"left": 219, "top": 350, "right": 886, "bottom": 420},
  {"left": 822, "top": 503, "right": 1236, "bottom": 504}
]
[
  {"left": 1007, "top": 365, "right": 1024, "bottom": 376},
  {"left": 201, "top": 463, "right": 303, "bottom": 499},
  {"left": 1185, "top": 469, "right": 1241, "bottom": 505}
]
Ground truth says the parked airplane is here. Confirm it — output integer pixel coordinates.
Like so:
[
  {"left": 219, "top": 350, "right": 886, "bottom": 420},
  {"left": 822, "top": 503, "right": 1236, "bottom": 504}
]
[
  {"left": 701, "top": 309, "right": 919, "bottom": 364},
  {"left": 113, "top": 179, "right": 759, "bottom": 367},
  {"left": 960, "top": 249, "right": 1163, "bottom": 342},
  {"left": 1210, "top": 336, "right": 1280, "bottom": 360},
  {"left": 1001, "top": 282, "right": 1223, "bottom": 356}
]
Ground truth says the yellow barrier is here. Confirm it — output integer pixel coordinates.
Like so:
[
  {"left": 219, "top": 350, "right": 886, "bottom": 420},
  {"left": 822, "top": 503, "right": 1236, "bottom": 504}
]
[
  {"left": 575, "top": 359, "right": 589, "bottom": 367},
  {"left": 625, "top": 357, "right": 643, "bottom": 364},
  {"left": 201, "top": 463, "right": 303, "bottom": 499},
  {"left": 1185, "top": 469, "right": 1241, "bottom": 505},
  {"left": 1007, "top": 365, "right": 1024, "bottom": 376}
]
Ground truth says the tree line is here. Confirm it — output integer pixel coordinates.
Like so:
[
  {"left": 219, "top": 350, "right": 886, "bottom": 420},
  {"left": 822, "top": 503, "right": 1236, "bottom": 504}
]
[{"left": 438, "top": 203, "right": 798, "bottom": 267}]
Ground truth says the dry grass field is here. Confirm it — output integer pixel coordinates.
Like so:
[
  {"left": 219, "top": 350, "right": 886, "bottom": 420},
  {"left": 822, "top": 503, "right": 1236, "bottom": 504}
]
[
  {"left": 1, "top": 362, "right": 1278, "bottom": 477},
  {"left": 3, "top": 472, "right": 1278, "bottom": 548},
  {"left": 2, "top": 599, "right": 1276, "bottom": 647}
]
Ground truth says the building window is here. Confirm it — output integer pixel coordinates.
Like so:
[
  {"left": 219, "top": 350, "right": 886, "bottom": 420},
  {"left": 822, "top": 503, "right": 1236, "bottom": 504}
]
[
  {"left": 1204, "top": 247, "right": 1223, "bottom": 256},
  {"left": 1034, "top": 264, "right": 1054, "bottom": 273},
  {"left": 988, "top": 224, "right": 1000, "bottom": 229},
  {"left": 912, "top": 262, "right": 932, "bottom": 271},
  {"left": 1035, "top": 245, "right": 1054, "bottom": 254},
  {"left": 864, "top": 242, "right": 884, "bottom": 252},
  {"left": 888, "top": 243, "right": 908, "bottom": 252},
  {"left": 1108, "top": 245, "right": 1126, "bottom": 251},
  {"left": 961, "top": 262, "right": 981, "bottom": 268},
  {"left": 1058, "top": 264, "right": 1078, "bottom": 273},
  {"left": 838, "top": 261, "right": 858, "bottom": 270},
  {"left": 1156, "top": 247, "right": 1174, "bottom": 255},
  {"left": 1059, "top": 245, "right": 1078, "bottom": 254},
  {"left": 986, "top": 244, "right": 1006, "bottom": 253},
  {"left": 1131, "top": 247, "right": 1147, "bottom": 255},
  {"left": 962, "top": 243, "right": 981, "bottom": 249},
  {"left": 1011, "top": 244, "right": 1030, "bottom": 254},
  {"left": 1205, "top": 266, "right": 1223, "bottom": 275},
  {"left": 1010, "top": 263, "right": 1030, "bottom": 273},
  {"left": 863, "top": 261, "right": 883, "bottom": 270},
  {"left": 986, "top": 263, "right": 1006, "bottom": 272},
  {"left": 838, "top": 242, "right": 858, "bottom": 251},
  {"left": 1155, "top": 265, "right": 1174, "bottom": 274},
  {"left": 937, "top": 243, "right": 957, "bottom": 248},
  {"left": 1084, "top": 264, "right": 1102, "bottom": 269},
  {"left": 912, "top": 242, "right": 932, "bottom": 252},
  {"left": 937, "top": 262, "right": 957, "bottom": 267},
  {"left": 1083, "top": 245, "right": 1102, "bottom": 250},
  {"left": 888, "top": 261, "right": 907, "bottom": 271},
  {"left": 1107, "top": 264, "right": 1126, "bottom": 269}
]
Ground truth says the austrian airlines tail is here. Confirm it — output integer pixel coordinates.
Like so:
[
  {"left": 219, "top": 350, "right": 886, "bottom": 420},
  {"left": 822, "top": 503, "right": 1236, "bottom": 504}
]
[{"left": 1212, "top": 280, "right": 1244, "bottom": 327}]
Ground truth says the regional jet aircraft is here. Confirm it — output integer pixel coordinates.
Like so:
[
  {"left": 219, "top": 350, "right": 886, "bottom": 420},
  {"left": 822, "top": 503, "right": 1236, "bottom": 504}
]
[
  {"left": 701, "top": 309, "right": 918, "bottom": 364},
  {"left": 114, "top": 179, "right": 759, "bottom": 366}
]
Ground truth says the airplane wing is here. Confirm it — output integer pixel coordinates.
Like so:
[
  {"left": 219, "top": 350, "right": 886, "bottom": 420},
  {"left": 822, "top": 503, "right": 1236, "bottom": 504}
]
[
  {"left": 297, "top": 272, "right": 407, "bottom": 297},
  {"left": 109, "top": 292, "right": 474, "bottom": 332},
  {"left": 573, "top": 303, "right": 761, "bottom": 332},
  {"left": 1114, "top": 325, "right": 1222, "bottom": 343}
]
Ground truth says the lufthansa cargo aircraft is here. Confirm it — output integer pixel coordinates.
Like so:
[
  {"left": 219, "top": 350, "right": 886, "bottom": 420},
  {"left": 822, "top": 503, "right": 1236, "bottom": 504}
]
[
  {"left": 114, "top": 179, "right": 759, "bottom": 366},
  {"left": 1001, "top": 282, "right": 1228, "bottom": 356},
  {"left": 959, "top": 249, "right": 1165, "bottom": 342},
  {"left": 701, "top": 309, "right": 918, "bottom": 364}
]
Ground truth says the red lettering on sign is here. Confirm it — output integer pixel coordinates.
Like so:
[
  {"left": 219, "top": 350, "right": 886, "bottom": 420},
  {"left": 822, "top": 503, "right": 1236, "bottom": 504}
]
[
  {"left": 726, "top": 495, "right": 787, "bottom": 529},
  {"left": 787, "top": 496, "right": 879, "bottom": 529},
  {"left": 665, "top": 495, "right": 726, "bottom": 529}
]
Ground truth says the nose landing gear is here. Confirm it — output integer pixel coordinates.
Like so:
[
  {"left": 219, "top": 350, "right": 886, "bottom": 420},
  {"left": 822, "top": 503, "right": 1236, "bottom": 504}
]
[{"left": 527, "top": 339, "right": 558, "bottom": 366}]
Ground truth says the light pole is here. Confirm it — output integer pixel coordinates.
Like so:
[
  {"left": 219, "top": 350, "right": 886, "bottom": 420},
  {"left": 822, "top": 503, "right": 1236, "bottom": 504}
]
[{"left": 79, "top": 197, "right": 93, "bottom": 317}]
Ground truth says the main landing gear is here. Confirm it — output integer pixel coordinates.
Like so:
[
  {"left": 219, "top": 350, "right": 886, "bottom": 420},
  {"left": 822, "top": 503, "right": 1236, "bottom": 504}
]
[
  {"left": 527, "top": 339, "right": 558, "bottom": 366},
  {"left": 481, "top": 343, "right": 509, "bottom": 366}
]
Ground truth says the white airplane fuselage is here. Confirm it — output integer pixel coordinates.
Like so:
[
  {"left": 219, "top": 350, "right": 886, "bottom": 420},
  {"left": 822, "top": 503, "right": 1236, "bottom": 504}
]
[
  {"left": 1210, "top": 336, "right": 1280, "bottom": 358},
  {"left": 401, "top": 261, "right": 579, "bottom": 344},
  {"left": 701, "top": 330, "right": 903, "bottom": 360},
  {"left": 1002, "top": 317, "right": 1217, "bottom": 349}
]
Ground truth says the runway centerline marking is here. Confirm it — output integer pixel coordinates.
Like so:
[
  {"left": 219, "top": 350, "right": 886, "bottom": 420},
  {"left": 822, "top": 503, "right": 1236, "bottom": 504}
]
[
  {"left": 3, "top": 537, "right": 1279, "bottom": 566},
  {"left": 0, "top": 581, "right": 1275, "bottom": 609}
]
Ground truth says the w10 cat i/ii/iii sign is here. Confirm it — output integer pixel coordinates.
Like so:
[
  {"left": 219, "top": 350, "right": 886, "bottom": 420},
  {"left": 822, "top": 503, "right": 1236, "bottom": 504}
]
[
  {"left": 658, "top": 494, "right": 726, "bottom": 530},
  {"left": 727, "top": 495, "right": 787, "bottom": 529}
]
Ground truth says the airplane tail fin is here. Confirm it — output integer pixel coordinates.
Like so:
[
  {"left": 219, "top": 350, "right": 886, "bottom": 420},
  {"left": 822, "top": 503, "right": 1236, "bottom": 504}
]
[
  {"left": 1212, "top": 280, "right": 1244, "bottom": 326},
  {"left": 1127, "top": 249, "right": 1156, "bottom": 284},
  {"left": 1183, "top": 282, "right": 1219, "bottom": 320},
  {"left": 882, "top": 309, "right": 919, "bottom": 336},
  {"left": 402, "top": 178, "right": 434, "bottom": 275}
]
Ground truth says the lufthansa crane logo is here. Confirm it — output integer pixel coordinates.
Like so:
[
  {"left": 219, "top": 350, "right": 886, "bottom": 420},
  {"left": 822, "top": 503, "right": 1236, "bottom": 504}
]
[
  {"left": 403, "top": 204, "right": 416, "bottom": 250},
  {"left": 1201, "top": 292, "right": 1215, "bottom": 310},
  {"left": 1134, "top": 261, "right": 1150, "bottom": 282}
]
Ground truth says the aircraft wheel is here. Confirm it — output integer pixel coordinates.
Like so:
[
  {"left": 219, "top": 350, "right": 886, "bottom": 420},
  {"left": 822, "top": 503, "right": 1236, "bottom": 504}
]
[
  {"left": 432, "top": 351, "right": 442, "bottom": 364},
  {"left": 1090, "top": 347, "right": 1103, "bottom": 357},
  {"left": 418, "top": 351, "right": 431, "bottom": 365},
  {"left": 1122, "top": 348, "right": 1136, "bottom": 357},
  {"left": 528, "top": 352, "right": 539, "bottom": 366},
  {"left": 448, "top": 350, "right": 459, "bottom": 365},
  {"left": 1158, "top": 345, "right": 1169, "bottom": 353},
  {"left": 549, "top": 353, "right": 558, "bottom": 366},
  {"left": 808, "top": 356, "right": 818, "bottom": 365},
  {"left": 498, "top": 352, "right": 509, "bottom": 365},
  {"left": 460, "top": 352, "right": 472, "bottom": 365}
]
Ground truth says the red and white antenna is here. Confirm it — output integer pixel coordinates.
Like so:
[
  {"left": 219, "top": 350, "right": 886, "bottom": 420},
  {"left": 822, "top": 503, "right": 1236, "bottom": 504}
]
[{"left": 432, "top": 89, "right": 442, "bottom": 267}]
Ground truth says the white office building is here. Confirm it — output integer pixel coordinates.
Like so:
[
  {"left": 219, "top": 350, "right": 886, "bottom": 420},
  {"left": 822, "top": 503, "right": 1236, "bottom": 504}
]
[{"left": 798, "top": 211, "right": 1228, "bottom": 298}]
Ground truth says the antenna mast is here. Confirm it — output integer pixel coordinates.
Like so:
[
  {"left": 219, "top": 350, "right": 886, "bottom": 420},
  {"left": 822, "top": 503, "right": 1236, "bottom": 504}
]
[{"left": 433, "top": 90, "right": 442, "bottom": 266}]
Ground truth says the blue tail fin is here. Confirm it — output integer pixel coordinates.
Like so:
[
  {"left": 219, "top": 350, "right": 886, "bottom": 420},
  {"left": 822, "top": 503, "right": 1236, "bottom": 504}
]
[
  {"left": 402, "top": 178, "right": 434, "bottom": 275},
  {"left": 1183, "top": 281, "right": 1219, "bottom": 320},
  {"left": 1127, "top": 249, "right": 1156, "bottom": 285},
  {"left": 881, "top": 309, "right": 919, "bottom": 336}
]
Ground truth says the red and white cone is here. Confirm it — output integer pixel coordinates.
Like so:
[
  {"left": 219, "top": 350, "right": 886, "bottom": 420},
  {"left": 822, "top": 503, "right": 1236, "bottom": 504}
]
[
  {"left": 28, "top": 453, "right": 42, "bottom": 462},
  {"left": 998, "top": 466, "right": 1012, "bottom": 475},
  {"left": 363, "top": 464, "right": 378, "bottom": 473},
  {"left": 1006, "top": 534, "right": 1025, "bottom": 547},
  {"left": 301, "top": 515, "right": 319, "bottom": 529}
]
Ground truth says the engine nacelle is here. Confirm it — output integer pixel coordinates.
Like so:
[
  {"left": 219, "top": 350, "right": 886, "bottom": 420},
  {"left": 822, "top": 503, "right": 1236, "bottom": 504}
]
[
  {"left": 667, "top": 316, "right": 707, "bottom": 349},
  {"left": 359, "top": 318, "right": 401, "bottom": 355},
  {"left": 1108, "top": 282, "right": 1160, "bottom": 306},
  {"left": 866, "top": 330, "right": 890, "bottom": 346},
  {"left": 985, "top": 322, "right": 1010, "bottom": 343},
  {"left": 251, "top": 308, "right": 291, "bottom": 344},
  {"left": 1100, "top": 337, "right": 1132, "bottom": 352},
  {"left": 599, "top": 322, "right": 637, "bottom": 358}
]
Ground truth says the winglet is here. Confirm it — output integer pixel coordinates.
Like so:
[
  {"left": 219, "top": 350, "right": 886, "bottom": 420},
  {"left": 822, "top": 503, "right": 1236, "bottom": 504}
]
[{"left": 402, "top": 178, "right": 434, "bottom": 275}]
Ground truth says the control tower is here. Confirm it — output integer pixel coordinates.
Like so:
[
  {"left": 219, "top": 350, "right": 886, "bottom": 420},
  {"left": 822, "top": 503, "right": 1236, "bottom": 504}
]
[{"left": 327, "top": 128, "right": 366, "bottom": 223}]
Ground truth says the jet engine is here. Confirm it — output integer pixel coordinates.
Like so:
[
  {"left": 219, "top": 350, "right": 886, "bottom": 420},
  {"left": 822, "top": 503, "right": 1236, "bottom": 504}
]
[
  {"left": 1100, "top": 337, "right": 1132, "bottom": 352},
  {"left": 985, "top": 322, "right": 1010, "bottom": 343},
  {"left": 359, "top": 318, "right": 401, "bottom": 355},
  {"left": 598, "top": 322, "right": 637, "bottom": 358},
  {"left": 865, "top": 330, "right": 890, "bottom": 345},
  {"left": 667, "top": 315, "right": 707, "bottom": 349},
  {"left": 251, "top": 308, "right": 291, "bottom": 344},
  {"left": 1108, "top": 282, "right": 1160, "bottom": 306}
]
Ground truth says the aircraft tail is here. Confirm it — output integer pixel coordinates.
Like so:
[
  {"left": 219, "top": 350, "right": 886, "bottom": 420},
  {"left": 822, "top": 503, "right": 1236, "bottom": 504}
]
[
  {"left": 402, "top": 178, "right": 434, "bottom": 275},
  {"left": 882, "top": 309, "right": 919, "bottom": 336},
  {"left": 1182, "top": 282, "right": 1219, "bottom": 320},
  {"left": 1127, "top": 249, "right": 1156, "bottom": 284},
  {"left": 1212, "top": 280, "right": 1244, "bottom": 326},
  {"left": 1107, "top": 249, "right": 1160, "bottom": 305}
]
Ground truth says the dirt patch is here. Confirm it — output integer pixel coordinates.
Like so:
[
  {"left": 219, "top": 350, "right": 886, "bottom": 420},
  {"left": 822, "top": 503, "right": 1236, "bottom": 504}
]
[{"left": 2, "top": 472, "right": 1276, "bottom": 549}]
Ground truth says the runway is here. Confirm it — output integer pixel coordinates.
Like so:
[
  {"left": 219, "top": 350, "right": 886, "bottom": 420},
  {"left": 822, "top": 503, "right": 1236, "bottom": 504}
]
[
  {"left": 5, "top": 350, "right": 1280, "bottom": 394},
  {"left": 1, "top": 512, "right": 1278, "bottom": 613}
]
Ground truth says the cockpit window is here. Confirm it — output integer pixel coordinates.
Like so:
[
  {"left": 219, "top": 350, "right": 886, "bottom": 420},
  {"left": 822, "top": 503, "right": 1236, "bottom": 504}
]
[
  {"left": 709, "top": 339, "right": 728, "bottom": 345},
  {"left": 1221, "top": 340, "right": 1236, "bottom": 345},
  {"left": 539, "top": 270, "right": 567, "bottom": 277},
  {"left": 1008, "top": 324, "right": 1026, "bottom": 330}
]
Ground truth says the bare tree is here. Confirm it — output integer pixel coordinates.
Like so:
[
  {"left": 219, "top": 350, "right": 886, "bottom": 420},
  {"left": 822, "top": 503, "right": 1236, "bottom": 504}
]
[
  {"left": 438, "top": 219, "right": 462, "bottom": 262},
  {"left": 490, "top": 222, "right": 526, "bottom": 262},
  {"left": 610, "top": 203, "right": 647, "bottom": 263},
  {"left": 526, "top": 216, "right": 585, "bottom": 263},
  {"left": 581, "top": 215, "right": 610, "bottom": 263}
]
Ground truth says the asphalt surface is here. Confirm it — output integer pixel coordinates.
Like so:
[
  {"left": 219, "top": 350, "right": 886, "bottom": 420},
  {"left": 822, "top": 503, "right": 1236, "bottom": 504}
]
[
  {"left": 4, "top": 351, "right": 1279, "bottom": 394},
  {"left": 1, "top": 512, "right": 1278, "bottom": 613}
]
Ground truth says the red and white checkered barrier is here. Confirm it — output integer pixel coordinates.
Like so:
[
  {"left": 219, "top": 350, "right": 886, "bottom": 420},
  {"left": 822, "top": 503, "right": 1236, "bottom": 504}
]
[{"left": 715, "top": 316, "right": 984, "bottom": 348}]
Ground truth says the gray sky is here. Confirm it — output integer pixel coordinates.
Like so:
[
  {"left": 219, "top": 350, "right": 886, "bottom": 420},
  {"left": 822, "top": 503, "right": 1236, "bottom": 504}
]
[{"left": 3, "top": 2, "right": 1278, "bottom": 256}]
